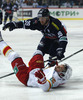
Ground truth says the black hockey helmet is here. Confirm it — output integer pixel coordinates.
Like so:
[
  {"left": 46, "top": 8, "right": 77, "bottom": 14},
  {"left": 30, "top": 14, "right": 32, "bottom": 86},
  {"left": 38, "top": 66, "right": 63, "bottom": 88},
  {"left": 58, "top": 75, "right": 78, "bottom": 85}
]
[{"left": 38, "top": 8, "right": 50, "bottom": 17}]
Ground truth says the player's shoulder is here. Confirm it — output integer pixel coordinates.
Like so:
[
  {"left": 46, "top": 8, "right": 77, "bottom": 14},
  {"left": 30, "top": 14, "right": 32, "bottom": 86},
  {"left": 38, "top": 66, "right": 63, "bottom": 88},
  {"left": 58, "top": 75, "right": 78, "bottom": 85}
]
[
  {"left": 30, "top": 17, "right": 39, "bottom": 24},
  {"left": 32, "top": 17, "right": 39, "bottom": 20},
  {"left": 50, "top": 16, "right": 61, "bottom": 24}
]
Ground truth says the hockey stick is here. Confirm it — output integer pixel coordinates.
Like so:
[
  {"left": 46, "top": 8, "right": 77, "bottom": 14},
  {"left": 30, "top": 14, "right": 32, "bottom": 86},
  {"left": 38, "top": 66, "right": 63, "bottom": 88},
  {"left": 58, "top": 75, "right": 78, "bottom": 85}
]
[
  {"left": 0, "top": 48, "right": 83, "bottom": 79},
  {"left": 45, "top": 48, "right": 83, "bottom": 69},
  {"left": 59, "top": 48, "right": 83, "bottom": 63},
  {"left": 44, "top": 48, "right": 83, "bottom": 63},
  {"left": 0, "top": 72, "right": 14, "bottom": 79}
]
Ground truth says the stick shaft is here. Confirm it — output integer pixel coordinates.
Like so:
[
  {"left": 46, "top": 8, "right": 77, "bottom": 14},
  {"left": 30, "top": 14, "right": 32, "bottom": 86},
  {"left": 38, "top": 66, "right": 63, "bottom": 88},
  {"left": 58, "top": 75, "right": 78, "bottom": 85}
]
[
  {"left": 0, "top": 72, "right": 14, "bottom": 79},
  {"left": 59, "top": 48, "right": 83, "bottom": 63}
]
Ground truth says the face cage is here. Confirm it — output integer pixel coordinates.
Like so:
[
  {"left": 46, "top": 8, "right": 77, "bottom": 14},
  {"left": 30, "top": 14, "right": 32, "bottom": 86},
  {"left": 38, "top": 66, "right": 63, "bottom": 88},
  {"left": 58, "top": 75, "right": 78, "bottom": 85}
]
[
  {"left": 58, "top": 71, "right": 66, "bottom": 78},
  {"left": 58, "top": 64, "right": 68, "bottom": 78}
]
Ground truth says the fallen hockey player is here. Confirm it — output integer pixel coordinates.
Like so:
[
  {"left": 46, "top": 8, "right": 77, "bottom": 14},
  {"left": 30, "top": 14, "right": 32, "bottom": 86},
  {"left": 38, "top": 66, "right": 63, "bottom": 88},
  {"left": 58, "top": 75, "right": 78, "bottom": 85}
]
[{"left": 0, "top": 31, "right": 72, "bottom": 92}]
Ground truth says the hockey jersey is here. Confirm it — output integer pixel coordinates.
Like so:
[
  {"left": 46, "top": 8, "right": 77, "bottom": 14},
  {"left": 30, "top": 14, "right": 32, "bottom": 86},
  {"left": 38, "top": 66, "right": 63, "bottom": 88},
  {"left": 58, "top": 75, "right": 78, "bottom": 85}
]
[
  {"left": 27, "top": 66, "right": 66, "bottom": 91},
  {"left": 2, "top": 2, "right": 13, "bottom": 13},
  {"left": 17, "top": 16, "right": 68, "bottom": 52}
]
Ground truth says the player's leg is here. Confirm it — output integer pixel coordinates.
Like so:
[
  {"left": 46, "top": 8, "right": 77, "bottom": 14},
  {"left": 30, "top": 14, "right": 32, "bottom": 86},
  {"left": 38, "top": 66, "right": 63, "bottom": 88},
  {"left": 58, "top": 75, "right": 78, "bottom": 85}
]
[
  {"left": 37, "top": 36, "right": 51, "bottom": 55},
  {"left": 28, "top": 51, "right": 51, "bottom": 91},
  {"left": 49, "top": 40, "right": 59, "bottom": 57},
  {"left": 4, "top": 12, "right": 8, "bottom": 25},
  {"left": 28, "top": 50, "right": 44, "bottom": 70},
  {"left": 37, "top": 37, "right": 46, "bottom": 55},
  {"left": 0, "top": 31, "right": 29, "bottom": 86},
  {"left": 9, "top": 13, "right": 13, "bottom": 22}
]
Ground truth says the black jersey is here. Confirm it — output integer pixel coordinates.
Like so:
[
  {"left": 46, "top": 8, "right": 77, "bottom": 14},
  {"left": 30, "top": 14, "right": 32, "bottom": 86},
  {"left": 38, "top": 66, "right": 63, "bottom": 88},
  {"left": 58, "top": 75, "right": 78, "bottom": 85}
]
[
  {"left": 23, "top": 16, "right": 67, "bottom": 40},
  {"left": 16, "top": 16, "right": 68, "bottom": 50},
  {"left": 2, "top": 2, "right": 13, "bottom": 13}
]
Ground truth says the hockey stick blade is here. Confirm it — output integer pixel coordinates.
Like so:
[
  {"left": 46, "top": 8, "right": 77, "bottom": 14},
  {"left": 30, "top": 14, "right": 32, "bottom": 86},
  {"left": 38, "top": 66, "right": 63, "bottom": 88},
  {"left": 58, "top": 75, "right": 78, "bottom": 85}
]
[{"left": 0, "top": 48, "right": 83, "bottom": 79}]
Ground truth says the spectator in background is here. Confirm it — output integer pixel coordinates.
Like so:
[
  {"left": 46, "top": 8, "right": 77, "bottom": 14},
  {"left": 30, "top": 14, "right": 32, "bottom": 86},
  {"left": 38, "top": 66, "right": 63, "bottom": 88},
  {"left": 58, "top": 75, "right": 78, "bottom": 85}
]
[
  {"left": 42, "top": 0, "right": 47, "bottom": 6},
  {"left": 0, "top": 0, "right": 2, "bottom": 8},
  {"left": 33, "top": 0, "right": 38, "bottom": 8},
  {"left": 74, "top": 0, "right": 79, "bottom": 5},
  {"left": 64, "top": 0, "right": 71, "bottom": 7},
  {"left": 79, "top": 0, "right": 83, "bottom": 7},
  {"left": 12, "top": 0, "right": 19, "bottom": 12},
  {"left": 2, "top": 0, "right": 6, "bottom": 3},
  {"left": 38, "top": 0, "right": 42, "bottom": 6},
  {"left": 48, "top": 0, "right": 58, "bottom": 6},
  {"left": 70, "top": 0, "right": 74, "bottom": 8},
  {"left": 27, "top": 0, "right": 33, "bottom": 5},
  {"left": 58, "top": 0, "right": 63, "bottom": 8},
  {"left": 23, "top": 0, "right": 28, "bottom": 5},
  {"left": 20, "top": 0, "right": 25, "bottom": 7},
  {"left": 15, "top": 0, "right": 19, "bottom": 5}
]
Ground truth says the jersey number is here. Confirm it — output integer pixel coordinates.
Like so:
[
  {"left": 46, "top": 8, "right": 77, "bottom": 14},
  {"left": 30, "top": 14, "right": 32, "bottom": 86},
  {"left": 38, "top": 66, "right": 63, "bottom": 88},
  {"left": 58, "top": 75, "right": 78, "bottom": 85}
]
[{"left": 25, "top": 20, "right": 31, "bottom": 26}]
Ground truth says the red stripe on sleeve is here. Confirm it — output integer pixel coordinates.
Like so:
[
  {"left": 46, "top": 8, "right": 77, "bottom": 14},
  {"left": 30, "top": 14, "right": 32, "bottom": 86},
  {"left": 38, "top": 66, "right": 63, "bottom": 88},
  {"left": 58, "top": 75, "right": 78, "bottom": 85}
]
[{"left": 3, "top": 46, "right": 12, "bottom": 56}]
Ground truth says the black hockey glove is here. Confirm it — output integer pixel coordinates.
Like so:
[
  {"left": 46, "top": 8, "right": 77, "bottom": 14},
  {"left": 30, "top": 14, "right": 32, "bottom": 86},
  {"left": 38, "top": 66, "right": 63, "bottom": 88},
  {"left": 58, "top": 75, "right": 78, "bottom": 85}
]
[
  {"left": 3, "top": 22, "right": 17, "bottom": 31},
  {"left": 56, "top": 48, "right": 64, "bottom": 60},
  {"left": 48, "top": 56, "right": 57, "bottom": 67}
]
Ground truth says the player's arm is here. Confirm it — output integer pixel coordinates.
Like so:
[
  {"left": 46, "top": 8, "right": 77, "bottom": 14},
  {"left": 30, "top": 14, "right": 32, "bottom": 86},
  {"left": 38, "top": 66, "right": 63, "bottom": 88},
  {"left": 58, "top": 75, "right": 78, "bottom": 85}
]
[
  {"left": 2, "top": 17, "right": 38, "bottom": 31},
  {"left": 35, "top": 70, "right": 52, "bottom": 92},
  {"left": 28, "top": 52, "right": 52, "bottom": 92},
  {"left": 56, "top": 21, "right": 68, "bottom": 60},
  {"left": 35, "top": 71, "right": 62, "bottom": 91}
]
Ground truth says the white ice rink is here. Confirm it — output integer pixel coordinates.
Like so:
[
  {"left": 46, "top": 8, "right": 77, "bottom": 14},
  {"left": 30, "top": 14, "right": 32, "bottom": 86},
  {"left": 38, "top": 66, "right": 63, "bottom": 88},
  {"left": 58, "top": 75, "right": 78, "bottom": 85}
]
[{"left": 0, "top": 20, "right": 83, "bottom": 100}]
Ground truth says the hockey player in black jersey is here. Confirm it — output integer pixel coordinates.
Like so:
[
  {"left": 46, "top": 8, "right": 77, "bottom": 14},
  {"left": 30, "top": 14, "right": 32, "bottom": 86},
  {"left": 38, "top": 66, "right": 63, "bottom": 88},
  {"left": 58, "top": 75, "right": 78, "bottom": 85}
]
[
  {"left": 1, "top": 0, "right": 13, "bottom": 25},
  {"left": 3, "top": 8, "right": 68, "bottom": 67},
  {"left": 12, "top": 0, "right": 19, "bottom": 12}
]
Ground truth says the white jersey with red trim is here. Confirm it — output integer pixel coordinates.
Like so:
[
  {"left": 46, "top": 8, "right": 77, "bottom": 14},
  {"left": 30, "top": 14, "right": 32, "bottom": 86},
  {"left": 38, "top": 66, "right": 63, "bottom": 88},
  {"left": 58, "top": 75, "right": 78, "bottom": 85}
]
[{"left": 27, "top": 66, "right": 66, "bottom": 90}]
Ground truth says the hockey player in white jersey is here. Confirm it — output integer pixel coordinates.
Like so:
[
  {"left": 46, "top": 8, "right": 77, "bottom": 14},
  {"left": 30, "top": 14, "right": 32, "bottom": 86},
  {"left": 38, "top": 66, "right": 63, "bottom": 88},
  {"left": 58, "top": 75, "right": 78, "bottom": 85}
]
[{"left": 0, "top": 31, "right": 72, "bottom": 92}]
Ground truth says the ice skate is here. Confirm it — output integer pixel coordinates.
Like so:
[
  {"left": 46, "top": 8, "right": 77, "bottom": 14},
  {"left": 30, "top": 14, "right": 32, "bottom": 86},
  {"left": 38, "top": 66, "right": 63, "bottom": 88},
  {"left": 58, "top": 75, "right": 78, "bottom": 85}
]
[{"left": 0, "top": 31, "right": 3, "bottom": 42}]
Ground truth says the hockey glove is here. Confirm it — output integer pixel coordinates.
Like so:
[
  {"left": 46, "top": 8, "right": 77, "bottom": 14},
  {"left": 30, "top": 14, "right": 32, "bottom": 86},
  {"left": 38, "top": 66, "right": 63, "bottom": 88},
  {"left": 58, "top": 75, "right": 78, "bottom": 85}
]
[
  {"left": 56, "top": 48, "right": 64, "bottom": 60},
  {"left": 35, "top": 70, "right": 47, "bottom": 84},
  {"left": 48, "top": 56, "right": 58, "bottom": 67},
  {"left": 3, "top": 22, "right": 17, "bottom": 31}
]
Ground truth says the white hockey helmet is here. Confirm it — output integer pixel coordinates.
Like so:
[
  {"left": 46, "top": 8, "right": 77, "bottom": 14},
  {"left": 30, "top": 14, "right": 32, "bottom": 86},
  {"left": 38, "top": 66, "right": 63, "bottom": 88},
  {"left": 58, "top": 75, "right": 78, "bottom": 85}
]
[{"left": 58, "top": 64, "right": 72, "bottom": 80}]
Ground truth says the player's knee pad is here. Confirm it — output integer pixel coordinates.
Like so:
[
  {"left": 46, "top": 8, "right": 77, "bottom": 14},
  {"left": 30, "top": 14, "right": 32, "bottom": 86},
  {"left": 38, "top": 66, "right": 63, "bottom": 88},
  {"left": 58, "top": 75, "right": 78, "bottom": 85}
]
[
  {"left": 28, "top": 54, "right": 44, "bottom": 71},
  {"left": 8, "top": 52, "right": 20, "bottom": 62},
  {"left": 32, "top": 50, "right": 43, "bottom": 57}
]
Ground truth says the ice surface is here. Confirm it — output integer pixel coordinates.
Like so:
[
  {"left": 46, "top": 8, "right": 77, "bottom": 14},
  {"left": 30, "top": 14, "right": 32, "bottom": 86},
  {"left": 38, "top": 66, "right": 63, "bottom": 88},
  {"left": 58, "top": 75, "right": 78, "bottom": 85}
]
[{"left": 0, "top": 20, "right": 83, "bottom": 100}]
